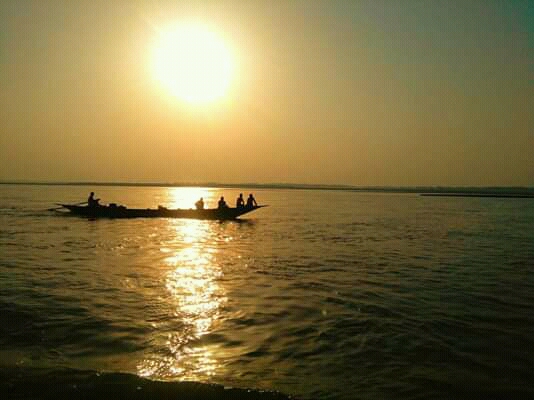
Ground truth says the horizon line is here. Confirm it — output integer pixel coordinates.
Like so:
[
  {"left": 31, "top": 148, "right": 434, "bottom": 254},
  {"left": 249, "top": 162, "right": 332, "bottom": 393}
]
[{"left": 0, "top": 180, "right": 532, "bottom": 192}]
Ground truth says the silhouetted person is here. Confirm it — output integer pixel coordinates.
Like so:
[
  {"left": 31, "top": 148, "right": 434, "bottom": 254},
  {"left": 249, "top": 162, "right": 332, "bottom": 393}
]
[
  {"left": 88, "top": 192, "right": 100, "bottom": 207},
  {"left": 246, "top": 193, "right": 257, "bottom": 208},
  {"left": 195, "top": 197, "right": 204, "bottom": 210},
  {"left": 236, "top": 193, "right": 245, "bottom": 209},
  {"left": 218, "top": 196, "right": 228, "bottom": 209}
]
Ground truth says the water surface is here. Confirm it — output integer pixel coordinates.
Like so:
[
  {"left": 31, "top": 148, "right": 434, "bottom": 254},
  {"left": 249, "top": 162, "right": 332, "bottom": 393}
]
[{"left": 1, "top": 184, "right": 533, "bottom": 399}]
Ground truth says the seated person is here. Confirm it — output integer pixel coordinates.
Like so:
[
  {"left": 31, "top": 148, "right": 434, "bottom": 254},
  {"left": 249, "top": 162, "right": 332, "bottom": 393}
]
[
  {"left": 236, "top": 193, "right": 245, "bottom": 209},
  {"left": 246, "top": 193, "right": 257, "bottom": 208},
  {"left": 218, "top": 196, "right": 228, "bottom": 209},
  {"left": 195, "top": 197, "right": 204, "bottom": 210},
  {"left": 88, "top": 192, "right": 100, "bottom": 207}
]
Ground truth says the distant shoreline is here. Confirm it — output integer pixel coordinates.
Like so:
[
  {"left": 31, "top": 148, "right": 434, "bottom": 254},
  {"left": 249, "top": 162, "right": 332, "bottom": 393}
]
[
  {"left": 0, "top": 181, "right": 533, "bottom": 196},
  {"left": 420, "top": 192, "right": 534, "bottom": 198}
]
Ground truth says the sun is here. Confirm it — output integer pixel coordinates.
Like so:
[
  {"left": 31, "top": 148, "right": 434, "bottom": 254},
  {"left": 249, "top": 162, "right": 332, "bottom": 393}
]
[{"left": 152, "top": 24, "right": 234, "bottom": 104}]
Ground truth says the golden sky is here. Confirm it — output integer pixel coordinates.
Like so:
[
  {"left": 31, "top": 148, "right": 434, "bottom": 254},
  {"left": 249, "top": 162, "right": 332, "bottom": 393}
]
[{"left": 1, "top": 0, "right": 532, "bottom": 186}]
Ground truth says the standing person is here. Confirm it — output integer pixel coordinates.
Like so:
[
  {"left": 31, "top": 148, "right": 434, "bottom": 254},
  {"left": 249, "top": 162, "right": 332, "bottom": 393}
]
[
  {"left": 246, "top": 193, "right": 257, "bottom": 208},
  {"left": 195, "top": 197, "right": 204, "bottom": 210},
  {"left": 236, "top": 193, "right": 245, "bottom": 209},
  {"left": 218, "top": 196, "right": 228, "bottom": 209},
  {"left": 88, "top": 192, "right": 100, "bottom": 207}
]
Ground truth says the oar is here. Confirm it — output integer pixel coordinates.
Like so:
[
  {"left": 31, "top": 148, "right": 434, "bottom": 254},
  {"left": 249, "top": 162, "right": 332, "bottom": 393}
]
[{"left": 47, "top": 201, "right": 87, "bottom": 211}]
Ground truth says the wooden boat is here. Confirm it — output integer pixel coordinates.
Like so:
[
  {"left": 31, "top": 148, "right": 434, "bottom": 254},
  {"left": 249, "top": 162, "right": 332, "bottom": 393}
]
[{"left": 58, "top": 204, "right": 266, "bottom": 220}]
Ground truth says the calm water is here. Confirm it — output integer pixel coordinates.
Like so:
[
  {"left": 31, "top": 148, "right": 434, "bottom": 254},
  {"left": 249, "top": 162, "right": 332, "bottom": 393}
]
[{"left": 1, "top": 184, "right": 533, "bottom": 399}]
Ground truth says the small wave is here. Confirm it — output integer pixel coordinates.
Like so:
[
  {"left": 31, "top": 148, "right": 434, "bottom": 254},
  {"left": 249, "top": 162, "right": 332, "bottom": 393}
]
[{"left": 0, "top": 366, "right": 296, "bottom": 399}]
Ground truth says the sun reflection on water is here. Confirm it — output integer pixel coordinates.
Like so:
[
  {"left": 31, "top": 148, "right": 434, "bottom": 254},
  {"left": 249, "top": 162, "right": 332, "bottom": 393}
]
[
  {"left": 137, "top": 217, "right": 228, "bottom": 381},
  {"left": 165, "top": 187, "right": 216, "bottom": 210}
]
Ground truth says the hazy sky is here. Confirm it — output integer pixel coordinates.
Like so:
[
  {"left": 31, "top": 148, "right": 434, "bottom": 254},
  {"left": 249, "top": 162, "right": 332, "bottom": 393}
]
[{"left": 1, "top": 0, "right": 532, "bottom": 186}]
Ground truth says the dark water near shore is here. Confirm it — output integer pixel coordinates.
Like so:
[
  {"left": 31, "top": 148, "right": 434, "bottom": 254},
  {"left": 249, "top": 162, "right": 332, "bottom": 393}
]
[{"left": 1, "top": 184, "right": 533, "bottom": 399}]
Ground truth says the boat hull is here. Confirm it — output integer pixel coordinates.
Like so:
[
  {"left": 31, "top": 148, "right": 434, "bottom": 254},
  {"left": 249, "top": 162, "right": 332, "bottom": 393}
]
[{"left": 60, "top": 204, "right": 265, "bottom": 220}]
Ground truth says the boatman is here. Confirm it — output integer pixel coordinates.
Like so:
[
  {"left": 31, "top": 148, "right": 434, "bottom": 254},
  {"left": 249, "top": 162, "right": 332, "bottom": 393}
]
[
  {"left": 236, "top": 193, "right": 245, "bottom": 209},
  {"left": 246, "top": 193, "right": 257, "bottom": 208},
  {"left": 195, "top": 197, "right": 204, "bottom": 210},
  {"left": 218, "top": 196, "right": 228, "bottom": 209},
  {"left": 88, "top": 192, "right": 100, "bottom": 207}
]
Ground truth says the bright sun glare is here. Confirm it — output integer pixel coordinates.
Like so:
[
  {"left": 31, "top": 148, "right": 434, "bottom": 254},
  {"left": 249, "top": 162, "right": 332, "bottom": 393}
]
[{"left": 152, "top": 24, "right": 234, "bottom": 104}]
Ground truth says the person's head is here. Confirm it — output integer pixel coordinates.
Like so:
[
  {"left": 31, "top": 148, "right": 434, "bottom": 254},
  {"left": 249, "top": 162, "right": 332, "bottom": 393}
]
[
  {"left": 90, "top": 192, "right": 94, "bottom": 196},
  {"left": 249, "top": 193, "right": 253, "bottom": 197},
  {"left": 200, "top": 197, "right": 203, "bottom": 200},
  {"left": 240, "top": 193, "right": 243, "bottom": 197},
  {"left": 221, "top": 196, "right": 224, "bottom": 200}
]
